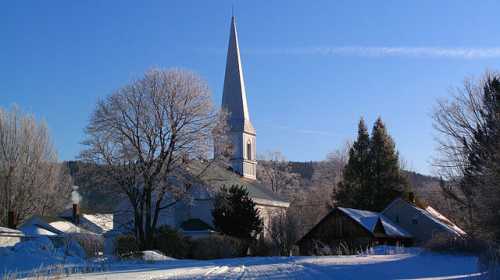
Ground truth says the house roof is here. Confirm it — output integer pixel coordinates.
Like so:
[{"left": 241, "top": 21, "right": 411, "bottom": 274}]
[
  {"left": 0, "top": 226, "right": 23, "bottom": 236},
  {"left": 18, "top": 216, "right": 64, "bottom": 236},
  {"left": 382, "top": 198, "right": 466, "bottom": 237},
  {"left": 59, "top": 210, "right": 113, "bottom": 233}
]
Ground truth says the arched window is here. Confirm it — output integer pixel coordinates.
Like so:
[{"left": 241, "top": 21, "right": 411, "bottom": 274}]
[{"left": 247, "top": 140, "right": 252, "bottom": 160}]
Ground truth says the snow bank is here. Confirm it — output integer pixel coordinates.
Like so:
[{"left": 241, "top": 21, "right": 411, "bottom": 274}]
[
  {"left": 140, "top": 250, "right": 176, "bottom": 261},
  {"left": 0, "top": 236, "right": 86, "bottom": 276}
]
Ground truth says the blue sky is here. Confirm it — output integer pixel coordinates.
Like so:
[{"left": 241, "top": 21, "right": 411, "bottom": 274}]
[{"left": 2, "top": 1, "right": 500, "bottom": 175}]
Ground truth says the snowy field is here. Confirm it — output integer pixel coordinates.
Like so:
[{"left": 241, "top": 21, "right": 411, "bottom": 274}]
[
  {"left": 1, "top": 243, "right": 485, "bottom": 279},
  {"left": 67, "top": 251, "right": 481, "bottom": 280}
]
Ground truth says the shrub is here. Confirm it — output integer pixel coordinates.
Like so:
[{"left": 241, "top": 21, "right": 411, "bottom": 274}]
[
  {"left": 190, "top": 235, "right": 246, "bottom": 259},
  {"left": 423, "top": 234, "right": 487, "bottom": 255},
  {"left": 268, "top": 212, "right": 300, "bottom": 256},
  {"left": 180, "top": 219, "right": 213, "bottom": 231},
  {"left": 69, "top": 233, "right": 103, "bottom": 258},
  {"left": 153, "top": 226, "right": 190, "bottom": 259},
  {"left": 249, "top": 237, "right": 274, "bottom": 256},
  {"left": 309, "top": 239, "right": 333, "bottom": 256},
  {"left": 478, "top": 245, "right": 500, "bottom": 278},
  {"left": 115, "top": 235, "right": 139, "bottom": 257}
]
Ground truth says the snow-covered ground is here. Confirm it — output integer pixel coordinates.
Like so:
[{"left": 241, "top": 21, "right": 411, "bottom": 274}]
[
  {"left": 64, "top": 249, "right": 482, "bottom": 280},
  {"left": 0, "top": 242, "right": 483, "bottom": 279}
]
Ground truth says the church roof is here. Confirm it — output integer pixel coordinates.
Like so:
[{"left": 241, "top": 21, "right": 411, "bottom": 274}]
[
  {"left": 222, "top": 16, "right": 255, "bottom": 134},
  {"left": 186, "top": 161, "right": 289, "bottom": 206}
]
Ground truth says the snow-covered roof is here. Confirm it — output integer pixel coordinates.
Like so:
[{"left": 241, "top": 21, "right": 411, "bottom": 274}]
[
  {"left": 382, "top": 198, "right": 466, "bottom": 237},
  {"left": 49, "top": 221, "right": 96, "bottom": 235},
  {"left": 338, "top": 207, "right": 412, "bottom": 238},
  {"left": 423, "top": 206, "right": 466, "bottom": 236},
  {"left": 338, "top": 207, "right": 379, "bottom": 233},
  {"left": 19, "top": 216, "right": 64, "bottom": 237},
  {"left": 379, "top": 216, "right": 412, "bottom": 238},
  {"left": 0, "top": 226, "right": 23, "bottom": 236}
]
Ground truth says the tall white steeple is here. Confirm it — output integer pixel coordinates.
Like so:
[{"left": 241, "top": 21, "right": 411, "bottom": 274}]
[{"left": 221, "top": 16, "right": 257, "bottom": 180}]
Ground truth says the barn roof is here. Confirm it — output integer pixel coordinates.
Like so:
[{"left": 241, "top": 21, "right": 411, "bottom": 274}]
[
  {"left": 338, "top": 207, "right": 412, "bottom": 238},
  {"left": 297, "top": 206, "right": 412, "bottom": 244},
  {"left": 382, "top": 198, "right": 465, "bottom": 237}
]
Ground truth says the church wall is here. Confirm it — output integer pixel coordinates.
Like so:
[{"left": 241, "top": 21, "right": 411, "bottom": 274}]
[
  {"left": 256, "top": 204, "right": 287, "bottom": 237},
  {"left": 176, "top": 199, "right": 214, "bottom": 228}
]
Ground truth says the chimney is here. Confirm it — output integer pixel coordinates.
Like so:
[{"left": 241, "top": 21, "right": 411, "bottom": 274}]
[
  {"left": 72, "top": 203, "right": 80, "bottom": 225},
  {"left": 7, "top": 211, "right": 17, "bottom": 229},
  {"left": 408, "top": 192, "right": 416, "bottom": 204}
]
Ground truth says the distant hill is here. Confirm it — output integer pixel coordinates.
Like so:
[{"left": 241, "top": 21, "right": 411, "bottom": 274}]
[
  {"left": 287, "top": 161, "right": 439, "bottom": 190},
  {"left": 66, "top": 159, "right": 440, "bottom": 213}
]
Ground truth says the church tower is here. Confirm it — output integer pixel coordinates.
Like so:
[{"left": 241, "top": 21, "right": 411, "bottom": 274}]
[{"left": 220, "top": 16, "right": 257, "bottom": 180}]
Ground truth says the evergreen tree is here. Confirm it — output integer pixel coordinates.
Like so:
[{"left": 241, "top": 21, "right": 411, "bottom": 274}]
[
  {"left": 212, "top": 185, "right": 263, "bottom": 240},
  {"left": 368, "top": 118, "right": 407, "bottom": 211},
  {"left": 463, "top": 75, "right": 500, "bottom": 238},
  {"left": 335, "top": 117, "right": 408, "bottom": 211},
  {"left": 335, "top": 118, "right": 371, "bottom": 209}
]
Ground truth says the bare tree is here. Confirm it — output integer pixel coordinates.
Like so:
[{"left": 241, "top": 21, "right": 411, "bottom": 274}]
[
  {"left": 257, "top": 151, "right": 299, "bottom": 195},
  {"left": 313, "top": 141, "right": 351, "bottom": 205},
  {"left": 0, "top": 106, "right": 71, "bottom": 226},
  {"left": 80, "top": 69, "right": 227, "bottom": 249},
  {"left": 268, "top": 211, "right": 299, "bottom": 256},
  {"left": 432, "top": 71, "right": 500, "bottom": 233}
]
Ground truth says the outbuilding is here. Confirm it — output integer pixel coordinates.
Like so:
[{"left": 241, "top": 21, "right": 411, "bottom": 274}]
[{"left": 296, "top": 207, "right": 412, "bottom": 255}]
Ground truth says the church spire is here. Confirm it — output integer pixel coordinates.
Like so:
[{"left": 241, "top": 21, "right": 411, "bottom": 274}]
[
  {"left": 222, "top": 16, "right": 255, "bottom": 134},
  {"left": 220, "top": 16, "right": 257, "bottom": 180}
]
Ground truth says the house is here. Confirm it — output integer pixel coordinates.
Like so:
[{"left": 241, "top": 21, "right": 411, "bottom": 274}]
[
  {"left": 19, "top": 204, "right": 112, "bottom": 238},
  {"left": 382, "top": 197, "right": 466, "bottom": 244},
  {"left": 296, "top": 207, "right": 412, "bottom": 255}
]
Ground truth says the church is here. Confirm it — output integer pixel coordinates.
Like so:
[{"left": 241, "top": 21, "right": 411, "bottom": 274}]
[{"left": 110, "top": 16, "right": 289, "bottom": 242}]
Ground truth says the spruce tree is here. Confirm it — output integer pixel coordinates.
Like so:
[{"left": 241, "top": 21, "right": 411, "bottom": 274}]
[
  {"left": 335, "top": 118, "right": 371, "bottom": 209},
  {"left": 335, "top": 117, "right": 408, "bottom": 211},
  {"left": 212, "top": 185, "right": 263, "bottom": 240},
  {"left": 368, "top": 118, "right": 407, "bottom": 211}
]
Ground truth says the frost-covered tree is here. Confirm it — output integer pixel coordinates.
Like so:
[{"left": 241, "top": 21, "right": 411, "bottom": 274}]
[
  {"left": 0, "top": 106, "right": 71, "bottom": 226},
  {"left": 257, "top": 151, "right": 300, "bottom": 195},
  {"left": 81, "top": 69, "right": 228, "bottom": 249},
  {"left": 433, "top": 72, "right": 500, "bottom": 237}
]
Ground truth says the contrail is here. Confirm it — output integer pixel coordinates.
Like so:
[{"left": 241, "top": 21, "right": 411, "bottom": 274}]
[{"left": 245, "top": 46, "right": 500, "bottom": 59}]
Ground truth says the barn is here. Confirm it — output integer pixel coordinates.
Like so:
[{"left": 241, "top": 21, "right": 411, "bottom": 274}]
[
  {"left": 382, "top": 198, "right": 466, "bottom": 244},
  {"left": 296, "top": 207, "right": 412, "bottom": 255}
]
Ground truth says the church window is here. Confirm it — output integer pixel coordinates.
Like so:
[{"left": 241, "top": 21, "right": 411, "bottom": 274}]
[{"left": 247, "top": 140, "right": 252, "bottom": 160}]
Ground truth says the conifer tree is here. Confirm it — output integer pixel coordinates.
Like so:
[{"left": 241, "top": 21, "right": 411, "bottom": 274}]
[
  {"left": 212, "top": 185, "right": 263, "bottom": 240},
  {"left": 335, "top": 118, "right": 371, "bottom": 208},
  {"left": 335, "top": 117, "right": 408, "bottom": 211},
  {"left": 368, "top": 118, "right": 407, "bottom": 211}
]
